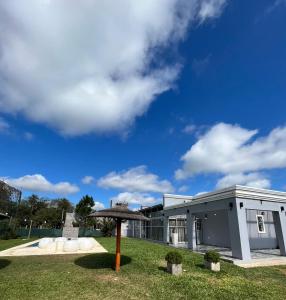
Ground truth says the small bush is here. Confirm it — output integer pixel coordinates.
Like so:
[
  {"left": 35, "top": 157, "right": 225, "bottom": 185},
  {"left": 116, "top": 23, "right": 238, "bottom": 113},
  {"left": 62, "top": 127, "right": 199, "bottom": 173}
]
[
  {"left": 0, "top": 226, "right": 18, "bottom": 240},
  {"left": 100, "top": 218, "right": 116, "bottom": 237},
  {"left": 204, "top": 250, "right": 220, "bottom": 263},
  {"left": 165, "top": 251, "right": 183, "bottom": 264}
]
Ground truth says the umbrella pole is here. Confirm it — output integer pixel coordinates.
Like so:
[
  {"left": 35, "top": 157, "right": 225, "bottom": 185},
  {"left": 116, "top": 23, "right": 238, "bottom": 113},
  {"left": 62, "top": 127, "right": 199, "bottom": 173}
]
[{"left": 115, "top": 219, "right": 121, "bottom": 272}]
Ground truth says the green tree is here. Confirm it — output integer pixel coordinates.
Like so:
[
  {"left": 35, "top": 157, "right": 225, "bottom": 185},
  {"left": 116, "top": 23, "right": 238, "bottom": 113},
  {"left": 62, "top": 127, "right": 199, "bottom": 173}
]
[
  {"left": 27, "top": 194, "right": 46, "bottom": 215},
  {"left": 100, "top": 218, "right": 115, "bottom": 237},
  {"left": 57, "top": 198, "right": 73, "bottom": 213},
  {"left": 75, "top": 195, "right": 94, "bottom": 227},
  {"left": 33, "top": 207, "right": 62, "bottom": 228}
]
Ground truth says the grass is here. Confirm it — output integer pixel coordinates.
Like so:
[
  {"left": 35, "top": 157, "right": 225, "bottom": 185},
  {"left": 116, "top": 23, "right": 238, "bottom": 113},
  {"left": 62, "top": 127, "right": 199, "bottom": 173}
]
[
  {"left": 0, "top": 238, "right": 36, "bottom": 251},
  {"left": 0, "top": 237, "right": 286, "bottom": 299}
]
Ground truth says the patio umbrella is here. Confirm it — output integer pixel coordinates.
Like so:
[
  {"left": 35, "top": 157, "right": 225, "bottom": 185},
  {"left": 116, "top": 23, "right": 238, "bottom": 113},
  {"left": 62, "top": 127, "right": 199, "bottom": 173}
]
[{"left": 89, "top": 203, "right": 149, "bottom": 272}]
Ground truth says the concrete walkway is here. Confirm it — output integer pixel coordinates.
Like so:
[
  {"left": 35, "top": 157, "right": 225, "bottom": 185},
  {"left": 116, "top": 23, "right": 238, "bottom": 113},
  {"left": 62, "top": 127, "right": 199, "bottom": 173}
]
[{"left": 193, "top": 244, "right": 286, "bottom": 268}]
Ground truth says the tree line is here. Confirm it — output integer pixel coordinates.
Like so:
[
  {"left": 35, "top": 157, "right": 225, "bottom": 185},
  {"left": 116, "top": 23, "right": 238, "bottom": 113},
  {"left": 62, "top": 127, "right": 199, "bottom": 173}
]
[{"left": 0, "top": 193, "right": 98, "bottom": 229}]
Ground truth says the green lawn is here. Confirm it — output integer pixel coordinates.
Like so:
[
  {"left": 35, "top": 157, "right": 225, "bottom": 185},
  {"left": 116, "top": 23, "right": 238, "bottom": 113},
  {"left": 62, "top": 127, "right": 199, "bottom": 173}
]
[
  {"left": 1, "top": 237, "right": 286, "bottom": 299},
  {"left": 0, "top": 238, "right": 36, "bottom": 251}
]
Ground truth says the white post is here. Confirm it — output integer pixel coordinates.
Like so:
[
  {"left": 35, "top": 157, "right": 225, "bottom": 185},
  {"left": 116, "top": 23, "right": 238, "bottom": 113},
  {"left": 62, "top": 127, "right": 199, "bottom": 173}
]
[{"left": 28, "top": 220, "right": 33, "bottom": 239}]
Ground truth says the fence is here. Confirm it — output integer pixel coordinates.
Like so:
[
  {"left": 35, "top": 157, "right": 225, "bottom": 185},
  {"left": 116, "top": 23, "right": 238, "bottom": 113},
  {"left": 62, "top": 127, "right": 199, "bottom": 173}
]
[
  {"left": 127, "top": 217, "right": 187, "bottom": 244},
  {"left": 17, "top": 228, "right": 103, "bottom": 238},
  {"left": 127, "top": 219, "right": 164, "bottom": 242}
]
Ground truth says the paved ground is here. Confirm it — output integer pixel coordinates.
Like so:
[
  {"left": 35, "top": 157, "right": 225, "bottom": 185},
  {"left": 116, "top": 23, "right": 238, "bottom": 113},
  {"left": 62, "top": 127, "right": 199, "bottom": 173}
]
[
  {"left": 0, "top": 238, "right": 107, "bottom": 257},
  {"left": 170, "top": 242, "right": 286, "bottom": 268}
]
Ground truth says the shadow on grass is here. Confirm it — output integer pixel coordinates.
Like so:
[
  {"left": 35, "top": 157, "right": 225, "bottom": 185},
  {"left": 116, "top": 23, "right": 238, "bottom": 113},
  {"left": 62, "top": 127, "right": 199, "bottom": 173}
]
[
  {"left": 158, "top": 266, "right": 167, "bottom": 273},
  {"left": 0, "top": 259, "right": 11, "bottom": 269},
  {"left": 74, "top": 253, "right": 132, "bottom": 270},
  {"left": 195, "top": 263, "right": 205, "bottom": 269}
]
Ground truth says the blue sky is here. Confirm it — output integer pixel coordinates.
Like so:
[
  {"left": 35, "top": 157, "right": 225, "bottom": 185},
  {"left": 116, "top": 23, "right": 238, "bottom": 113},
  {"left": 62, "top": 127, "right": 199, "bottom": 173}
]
[{"left": 0, "top": 1, "right": 286, "bottom": 209}]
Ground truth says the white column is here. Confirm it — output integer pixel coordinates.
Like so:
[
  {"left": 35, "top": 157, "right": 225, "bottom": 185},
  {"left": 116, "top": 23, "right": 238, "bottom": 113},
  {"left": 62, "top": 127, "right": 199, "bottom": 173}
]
[
  {"left": 228, "top": 201, "right": 251, "bottom": 261},
  {"left": 163, "top": 216, "right": 169, "bottom": 244},
  {"left": 273, "top": 211, "right": 286, "bottom": 256},
  {"left": 187, "top": 214, "right": 196, "bottom": 249}
]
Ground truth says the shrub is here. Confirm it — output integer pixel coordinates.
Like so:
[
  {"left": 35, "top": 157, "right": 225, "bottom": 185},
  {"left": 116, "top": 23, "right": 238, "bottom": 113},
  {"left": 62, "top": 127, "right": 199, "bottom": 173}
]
[
  {"left": 100, "top": 218, "right": 116, "bottom": 237},
  {"left": 204, "top": 250, "right": 220, "bottom": 263},
  {"left": 0, "top": 226, "right": 18, "bottom": 240},
  {"left": 165, "top": 251, "right": 183, "bottom": 264}
]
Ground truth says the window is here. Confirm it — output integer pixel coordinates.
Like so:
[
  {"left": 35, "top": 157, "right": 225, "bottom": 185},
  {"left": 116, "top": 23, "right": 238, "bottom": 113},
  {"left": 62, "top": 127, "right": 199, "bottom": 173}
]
[
  {"left": 196, "top": 219, "right": 202, "bottom": 231},
  {"left": 256, "top": 215, "right": 266, "bottom": 233}
]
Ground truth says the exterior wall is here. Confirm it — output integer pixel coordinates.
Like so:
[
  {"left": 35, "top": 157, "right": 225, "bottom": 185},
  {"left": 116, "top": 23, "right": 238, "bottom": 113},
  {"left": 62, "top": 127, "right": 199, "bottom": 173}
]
[
  {"left": 127, "top": 186, "right": 286, "bottom": 260},
  {"left": 246, "top": 209, "right": 278, "bottom": 249},
  {"left": 201, "top": 210, "right": 231, "bottom": 247}
]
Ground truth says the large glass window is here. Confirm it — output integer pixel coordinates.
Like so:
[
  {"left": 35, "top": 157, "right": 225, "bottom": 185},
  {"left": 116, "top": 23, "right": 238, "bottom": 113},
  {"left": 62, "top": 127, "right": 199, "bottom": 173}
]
[{"left": 256, "top": 215, "right": 266, "bottom": 233}]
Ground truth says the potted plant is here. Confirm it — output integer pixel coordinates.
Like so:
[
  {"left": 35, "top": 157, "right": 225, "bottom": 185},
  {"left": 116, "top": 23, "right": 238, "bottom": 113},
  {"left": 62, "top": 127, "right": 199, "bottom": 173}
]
[
  {"left": 165, "top": 251, "right": 183, "bottom": 275},
  {"left": 204, "top": 250, "right": 220, "bottom": 272}
]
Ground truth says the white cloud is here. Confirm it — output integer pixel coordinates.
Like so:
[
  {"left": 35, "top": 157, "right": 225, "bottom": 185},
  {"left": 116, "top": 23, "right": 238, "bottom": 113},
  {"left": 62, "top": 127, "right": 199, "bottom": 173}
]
[
  {"left": 216, "top": 172, "right": 271, "bottom": 190},
  {"left": 198, "top": 0, "right": 227, "bottom": 22},
  {"left": 110, "top": 192, "right": 157, "bottom": 206},
  {"left": 0, "top": 117, "right": 10, "bottom": 133},
  {"left": 0, "top": 1, "right": 226, "bottom": 136},
  {"left": 182, "top": 124, "right": 197, "bottom": 134},
  {"left": 2, "top": 174, "right": 79, "bottom": 195},
  {"left": 92, "top": 201, "right": 105, "bottom": 210},
  {"left": 81, "top": 176, "right": 95, "bottom": 185},
  {"left": 98, "top": 166, "right": 174, "bottom": 193},
  {"left": 176, "top": 123, "right": 286, "bottom": 180},
  {"left": 176, "top": 123, "right": 286, "bottom": 189},
  {"left": 178, "top": 185, "right": 189, "bottom": 192},
  {"left": 265, "top": 0, "right": 286, "bottom": 15}
]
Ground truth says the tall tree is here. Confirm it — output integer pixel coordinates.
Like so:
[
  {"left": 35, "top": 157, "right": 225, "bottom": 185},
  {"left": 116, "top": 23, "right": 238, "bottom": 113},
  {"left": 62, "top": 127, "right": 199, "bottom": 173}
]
[
  {"left": 75, "top": 195, "right": 94, "bottom": 227},
  {"left": 57, "top": 198, "right": 73, "bottom": 213}
]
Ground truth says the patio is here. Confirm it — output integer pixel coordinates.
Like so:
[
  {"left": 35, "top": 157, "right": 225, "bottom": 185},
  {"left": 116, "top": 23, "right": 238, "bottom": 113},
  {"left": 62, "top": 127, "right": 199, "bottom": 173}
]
[{"left": 193, "top": 244, "right": 286, "bottom": 267}]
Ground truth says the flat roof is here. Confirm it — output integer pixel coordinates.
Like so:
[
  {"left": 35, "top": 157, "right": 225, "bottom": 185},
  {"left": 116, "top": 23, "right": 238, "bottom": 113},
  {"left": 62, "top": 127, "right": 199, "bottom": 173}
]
[{"left": 164, "top": 185, "right": 286, "bottom": 210}]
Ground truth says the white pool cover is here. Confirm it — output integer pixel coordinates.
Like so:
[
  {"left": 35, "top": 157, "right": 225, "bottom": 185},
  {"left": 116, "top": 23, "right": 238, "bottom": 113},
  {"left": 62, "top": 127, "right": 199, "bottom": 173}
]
[{"left": 0, "top": 237, "right": 107, "bottom": 257}]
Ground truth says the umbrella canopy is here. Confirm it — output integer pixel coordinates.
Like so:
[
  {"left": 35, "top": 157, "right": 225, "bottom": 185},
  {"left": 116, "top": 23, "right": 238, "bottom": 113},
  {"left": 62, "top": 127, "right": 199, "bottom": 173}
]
[
  {"left": 89, "top": 203, "right": 149, "bottom": 271},
  {"left": 0, "top": 212, "right": 9, "bottom": 220},
  {"left": 89, "top": 203, "right": 149, "bottom": 221}
]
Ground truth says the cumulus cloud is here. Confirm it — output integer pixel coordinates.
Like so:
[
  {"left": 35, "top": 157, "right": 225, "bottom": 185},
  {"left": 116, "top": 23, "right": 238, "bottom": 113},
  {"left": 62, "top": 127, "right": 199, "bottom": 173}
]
[
  {"left": 0, "top": 0, "right": 226, "bottom": 136},
  {"left": 98, "top": 166, "right": 174, "bottom": 193},
  {"left": 2, "top": 174, "right": 79, "bottom": 195},
  {"left": 81, "top": 176, "right": 95, "bottom": 185},
  {"left": 176, "top": 123, "right": 286, "bottom": 179},
  {"left": 216, "top": 172, "right": 270, "bottom": 189},
  {"left": 110, "top": 192, "right": 157, "bottom": 207},
  {"left": 92, "top": 201, "right": 105, "bottom": 210},
  {"left": 176, "top": 123, "right": 286, "bottom": 189}
]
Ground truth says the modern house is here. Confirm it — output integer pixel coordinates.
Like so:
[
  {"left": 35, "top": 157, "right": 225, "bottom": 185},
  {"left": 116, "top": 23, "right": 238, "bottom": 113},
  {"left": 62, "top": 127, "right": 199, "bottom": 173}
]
[{"left": 127, "top": 185, "right": 286, "bottom": 264}]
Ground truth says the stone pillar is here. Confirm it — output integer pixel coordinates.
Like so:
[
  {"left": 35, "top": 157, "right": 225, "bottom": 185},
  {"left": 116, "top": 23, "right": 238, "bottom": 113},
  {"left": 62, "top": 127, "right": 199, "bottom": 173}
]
[
  {"left": 273, "top": 211, "right": 286, "bottom": 256},
  {"left": 187, "top": 213, "right": 196, "bottom": 250},
  {"left": 228, "top": 200, "right": 251, "bottom": 261},
  {"left": 163, "top": 216, "right": 169, "bottom": 244}
]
